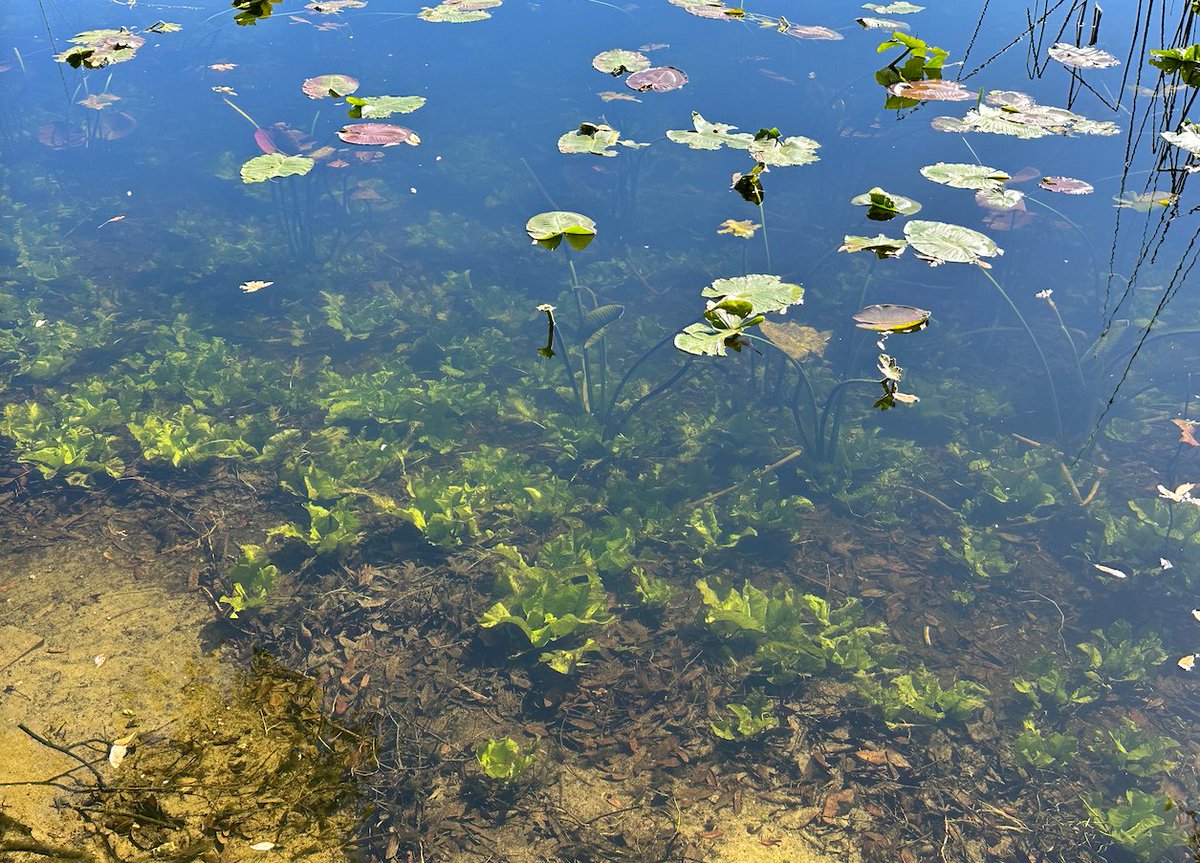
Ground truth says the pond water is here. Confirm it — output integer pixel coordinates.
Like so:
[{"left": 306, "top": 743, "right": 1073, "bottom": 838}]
[{"left": 3, "top": 0, "right": 1200, "bottom": 860}]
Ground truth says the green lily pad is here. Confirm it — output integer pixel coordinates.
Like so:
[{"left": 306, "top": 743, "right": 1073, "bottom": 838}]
[
  {"left": 525, "top": 211, "right": 597, "bottom": 250},
  {"left": 920, "top": 162, "right": 1010, "bottom": 190},
  {"left": 667, "top": 112, "right": 755, "bottom": 151},
  {"left": 302, "top": 74, "right": 360, "bottom": 99},
  {"left": 974, "top": 186, "right": 1025, "bottom": 211},
  {"left": 701, "top": 274, "right": 804, "bottom": 315},
  {"left": 592, "top": 49, "right": 650, "bottom": 76},
  {"left": 1150, "top": 44, "right": 1200, "bottom": 86},
  {"left": 419, "top": 0, "right": 501, "bottom": 22},
  {"left": 346, "top": 95, "right": 426, "bottom": 118},
  {"left": 557, "top": 122, "right": 647, "bottom": 157},
  {"left": 240, "top": 153, "right": 316, "bottom": 183},
  {"left": 750, "top": 133, "right": 821, "bottom": 167},
  {"left": 850, "top": 186, "right": 922, "bottom": 219},
  {"left": 904, "top": 219, "right": 1002, "bottom": 266}
]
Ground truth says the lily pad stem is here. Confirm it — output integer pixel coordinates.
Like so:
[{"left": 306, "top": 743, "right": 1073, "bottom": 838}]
[
  {"left": 566, "top": 256, "right": 592, "bottom": 414},
  {"left": 979, "top": 267, "right": 1064, "bottom": 440}
]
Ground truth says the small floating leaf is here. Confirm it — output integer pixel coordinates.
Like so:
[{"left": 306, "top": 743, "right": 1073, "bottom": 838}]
[
  {"left": 145, "top": 20, "right": 183, "bottom": 33},
  {"left": 525, "top": 211, "right": 597, "bottom": 250},
  {"left": 1048, "top": 43, "right": 1119, "bottom": 69},
  {"left": 557, "top": 122, "right": 645, "bottom": 157},
  {"left": 717, "top": 218, "right": 760, "bottom": 238},
  {"left": 839, "top": 234, "right": 907, "bottom": 258},
  {"left": 308, "top": 0, "right": 366, "bottom": 10},
  {"left": 852, "top": 304, "right": 930, "bottom": 332},
  {"left": 850, "top": 186, "right": 921, "bottom": 219},
  {"left": 345, "top": 95, "right": 425, "bottom": 118},
  {"left": 1040, "top": 176, "right": 1093, "bottom": 195},
  {"left": 240, "top": 153, "right": 315, "bottom": 183},
  {"left": 599, "top": 91, "right": 641, "bottom": 102},
  {"left": 592, "top": 49, "right": 650, "bottom": 76},
  {"left": 920, "top": 162, "right": 1010, "bottom": 190},
  {"left": 779, "top": 24, "right": 842, "bottom": 40},
  {"left": 79, "top": 93, "right": 120, "bottom": 111},
  {"left": 904, "top": 219, "right": 1002, "bottom": 266},
  {"left": 668, "top": 0, "right": 736, "bottom": 19},
  {"left": 337, "top": 123, "right": 420, "bottom": 146},
  {"left": 626, "top": 66, "right": 688, "bottom": 92},
  {"left": 1093, "top": 563, "right": 1128, "bottom": 579},
  {"left": 302, "top": 74, "right": 359, "bottom": 99},
  {"left": 667, "top": 112, "right": 755, "bottom": 150}
]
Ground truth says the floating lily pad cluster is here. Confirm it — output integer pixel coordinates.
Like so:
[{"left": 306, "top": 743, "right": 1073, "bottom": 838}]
[
  {"left": 674, "top": 274, "right": 804, "bottom": 357},
  {"left": 932, "top": 90, "right": 1120, "bottom": 138}
]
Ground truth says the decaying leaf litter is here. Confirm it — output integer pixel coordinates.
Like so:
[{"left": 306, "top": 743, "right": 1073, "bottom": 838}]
[{"left": 7, "top": 0, "right": 1200, "bottom": 861}]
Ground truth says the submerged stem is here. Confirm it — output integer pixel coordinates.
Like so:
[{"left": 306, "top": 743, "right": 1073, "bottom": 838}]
[{"left": 980, "top": 267, "right": 1064, "bottom": 440}]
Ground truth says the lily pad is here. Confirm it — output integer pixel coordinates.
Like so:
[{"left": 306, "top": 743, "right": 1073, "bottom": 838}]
[
  {"left": 887, "top": 79, "right": 974, "bottom": 101},
  {"left": 759, "top": 321, "right": 831, "bottom": 361},
  {"left": 974, "top": 186, "right": 1026, "bottom": 211},
  {"left": 904, "top": 219, "right": 1002, "bottom": 266},
  {"left": 932, "top": 90, "right": 1119, "bottom": 138},
  {"left": 599, "top": 91, "right": 641, "bottom": 102},
  {"left": 750, "top": 132, "right": 821, "bottom": 167},
  {"left": 1048, "top": 43, "right": 1119, "bottom": 69},
  {"left": 862, "top": 1, "right": 923, "bottom": 12},
  {"left": 1040, "top": 176, "right": 1094, "bottom": 194},
  {"left": 780, "top": 24, "right": 842, "bottom": 40},
  {"left": 346, "top": 95, "right": 425, "bottom": 118},
  {"left": 337, "top": 123, "right": 420, "bottom": 146},
  {"left": 668, "top": 0, "right": 737, "bottom": 19},
  {"left": 55, "top": 29, "right": 145, "bottom": 69},
  {"left": 308, "top": 0, "right": 366, "bottom": 10},
  {"left": 1162, "top": 121, "right": 1200, "bottom": 155},
  {"left": 920, "top": 162, "right": 1010, "bottom": 190},
  {"left": 419, "top": 0, "right": 501, "bottom": 22},
  {"left": 557, "top": 122, "right": 646, "bottom": 157},
  {"left": 302, "top": 74, "right": 360, "bottom": 99},
  {"left": 852, "top": 304, "right": 931, "bottom": 333},
  {"left": 241, "top": 153, "right": 315, "bottom": 183},
  {"left": 667, "top": 112, "right": 755, "bottom": 150},
  {"left": 525, "top": 211, "right": 597, "bottom": 250},
  {"left": 626, "top": 66, "right": 688, "bottom": 92},
  {"left": 701, "top": 274, "right": 804, "bottom": 315},
  {"left": 592, "top": 49, "right": 650, "bottom": 76},
  {"left": 839, "top": 234, "right": 907, "bottom": 258},
  {"left": 850, "top": 187, "right": 921, "bottom": 219},
  {"left": 857, "top": 16, "right": 909, "bottom": 29},
  {"left": 1113, "top": 191, "right": 1178, "bottom": 211}
]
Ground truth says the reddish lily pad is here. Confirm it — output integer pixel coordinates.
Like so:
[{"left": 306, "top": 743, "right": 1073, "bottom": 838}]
[
  {"left": 887, "top": 79, "right": 974, "bottom": 102},
  {"left": 1040, "top": 176, "right": 1094, "bottom": 195},
  {"left": 37, "top": 122, "right": 87, "bottom": 150},
  {"left": 337, "top": 123, "right": 420, "bottom": 146},
  {"left": 302, "top": 74, "right": 360, "bottom": 99},
  {"left": 667, "top": 0, "right": 735, "bottom": 19},
  {"left": 626, "top": 66, "right": 688, "bottom": 92}
]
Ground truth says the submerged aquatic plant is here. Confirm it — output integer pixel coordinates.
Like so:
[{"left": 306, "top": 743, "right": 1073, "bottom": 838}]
[
  {"left": 268, "top": 500, "right": 362, "bottom": 558},
  {"left": 1013, "top": 718, "right": 1077, "bottom": 770},
  {"left": 0, "top": 401, "right": 124, "bottom": 486},
  {"left": 219, "top": 545, "right": 280, "bottom": 618},
  {"left": 855, "top": 665, "right": 989, "bottom": 726},
  {"left": 1077, "top": 620, "right": 1167, "bottom": 688},
  {"left": 474, "top": 737, "right": 536, "bottom": 783},
  {"left": 1083, "top": 790, "right": 1182, "bottom": 859},
  {"left": 1091, "top": 716, "right": 1180, "bottom": 777},
  {"left": 711, "top": 690, "right": 779, "bottom": 741}
]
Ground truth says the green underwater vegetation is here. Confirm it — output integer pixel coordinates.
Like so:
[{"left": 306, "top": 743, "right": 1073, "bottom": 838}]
[{"left": 5, "top": 0, "right": 1200, "bottom": 859}]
